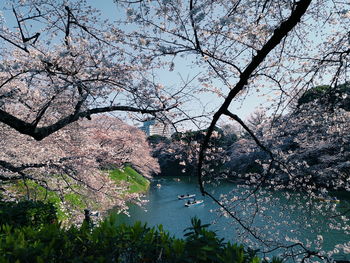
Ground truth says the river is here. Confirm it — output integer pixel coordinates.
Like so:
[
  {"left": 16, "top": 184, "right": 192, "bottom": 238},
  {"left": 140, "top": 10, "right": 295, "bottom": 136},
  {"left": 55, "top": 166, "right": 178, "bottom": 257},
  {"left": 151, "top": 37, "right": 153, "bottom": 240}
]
[{"left": 114, "top": 176, "right": 350, "bottom": 261}]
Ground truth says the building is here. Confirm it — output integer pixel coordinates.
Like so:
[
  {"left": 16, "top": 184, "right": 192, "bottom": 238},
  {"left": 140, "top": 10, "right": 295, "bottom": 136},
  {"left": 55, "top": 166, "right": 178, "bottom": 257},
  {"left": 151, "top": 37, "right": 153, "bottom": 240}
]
[{"left": 140, "top": 120, "right": 174, "bottom": 138}]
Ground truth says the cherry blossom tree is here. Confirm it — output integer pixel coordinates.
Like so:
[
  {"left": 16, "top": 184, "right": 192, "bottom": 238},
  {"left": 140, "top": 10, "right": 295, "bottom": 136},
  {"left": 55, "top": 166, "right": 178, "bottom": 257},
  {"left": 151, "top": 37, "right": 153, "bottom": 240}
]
[
  {"left": 0, "top": 0, "right": 179, "bottom": 220},
  {"left": 222, "top": 100, "right": 350, "bottom": 260},
  {"left": 1, "top": 0, "right": 349, "bottom": 260},
  {"left": 116, "top": 0, "right": 350, "bottom": 260},
  {"left": 0, "top": 115, "right": 159, "bottom": 220},
  {"left": 0, "top": 0, "right": 184, "bottom": 141}
]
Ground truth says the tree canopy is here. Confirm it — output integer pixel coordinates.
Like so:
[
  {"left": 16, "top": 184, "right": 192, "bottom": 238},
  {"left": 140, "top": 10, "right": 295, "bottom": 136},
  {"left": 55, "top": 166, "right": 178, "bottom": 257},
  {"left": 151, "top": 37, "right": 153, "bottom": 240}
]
[
  {"left": 0, "top": 0, "right": 350, "bottom": 261},
  {"left": 297, "top": 83, "right": 350, "bottom": 111},
  {"left": 0, "top": 0, "right": 183, "bottom": 140}
]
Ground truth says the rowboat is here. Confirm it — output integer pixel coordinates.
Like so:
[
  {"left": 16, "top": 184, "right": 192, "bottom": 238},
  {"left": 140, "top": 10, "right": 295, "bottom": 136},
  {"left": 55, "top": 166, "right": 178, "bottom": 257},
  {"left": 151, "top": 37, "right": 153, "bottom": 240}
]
[
  {"left": 316, "top": 196, "right": 340, "bottom": 203},
  {"left": 184, "top": 199, "right": 203, "bottom": 207},
  {"left": 178, "top": 194, "right": 196, "bottom": 200}
]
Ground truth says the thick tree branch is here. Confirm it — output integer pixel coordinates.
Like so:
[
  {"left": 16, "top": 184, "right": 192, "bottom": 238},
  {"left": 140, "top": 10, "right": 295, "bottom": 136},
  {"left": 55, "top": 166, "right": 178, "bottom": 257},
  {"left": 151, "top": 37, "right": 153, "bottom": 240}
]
[
  {"left": 0, "top": 104, "right": 176, "bottom": 140},
  {"left": 31, "top": 95, "right": 57, "bottom": 128},
  {"left": 64, "top": 6, "right": 72, "bottom": 46},
  {"left": 0, "top": 34, "right": 29, "bottom": 53},
  {"left": 197, "top": 0, "right": 312, "bottom": 192},
  {"left": 13, "top": 7, "right": 40, "bottom": 46}
]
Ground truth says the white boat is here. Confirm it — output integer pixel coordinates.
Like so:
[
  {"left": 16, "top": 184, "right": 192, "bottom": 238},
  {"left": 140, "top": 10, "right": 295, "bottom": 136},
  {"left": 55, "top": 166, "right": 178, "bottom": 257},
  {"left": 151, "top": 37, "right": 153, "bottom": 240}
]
[
  {"left": 184, "top": 199, "right": 203, "bottom": 207},
  {"left": 178, "top": 194, "right": 196, "bottom": 200}
]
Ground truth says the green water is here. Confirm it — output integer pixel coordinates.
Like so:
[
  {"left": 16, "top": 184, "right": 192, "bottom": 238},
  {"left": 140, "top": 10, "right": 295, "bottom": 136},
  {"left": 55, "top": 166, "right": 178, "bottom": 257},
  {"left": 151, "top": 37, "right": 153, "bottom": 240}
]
[{"left": 115, "top": 176, "right": 350, "bottom": 261}]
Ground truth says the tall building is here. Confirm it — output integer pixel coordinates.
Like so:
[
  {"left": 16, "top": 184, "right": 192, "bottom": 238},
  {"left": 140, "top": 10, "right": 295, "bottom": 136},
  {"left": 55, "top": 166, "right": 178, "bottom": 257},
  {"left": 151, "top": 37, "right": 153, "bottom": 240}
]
[{"left": 140, "top": 120, "right": 174, "bottom": 138}]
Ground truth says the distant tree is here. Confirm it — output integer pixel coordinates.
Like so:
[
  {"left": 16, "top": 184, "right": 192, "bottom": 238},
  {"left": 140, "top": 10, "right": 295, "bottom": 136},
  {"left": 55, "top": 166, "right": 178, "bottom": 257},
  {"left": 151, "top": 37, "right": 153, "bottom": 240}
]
[
  {"left": 152, "top": 127, "right": 236, "bottom": 176},
  {"left": 298, "top": 83, "right": 350, "bottom": 111},
  {"left": 147, "top": 134, "right": 170, "bottom": 145}
]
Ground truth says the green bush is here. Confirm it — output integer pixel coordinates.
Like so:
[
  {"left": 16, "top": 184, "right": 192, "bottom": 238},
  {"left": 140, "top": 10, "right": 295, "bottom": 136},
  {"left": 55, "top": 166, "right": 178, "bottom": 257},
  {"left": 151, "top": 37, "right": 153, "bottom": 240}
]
[
  {"left": 0, "top": 200, "right": 57, "bottom": 229},
  {"left": 8, "top": 179, "right": 86, "bottom": 221},
  {"left": 0, "top": 214, "right": 281, "bottom": 263}
]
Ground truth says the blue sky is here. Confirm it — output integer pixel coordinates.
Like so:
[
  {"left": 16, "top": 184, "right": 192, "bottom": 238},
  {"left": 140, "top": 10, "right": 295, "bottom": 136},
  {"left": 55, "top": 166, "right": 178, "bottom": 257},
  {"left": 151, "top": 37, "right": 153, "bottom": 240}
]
[
  {"left": 0, "top": 0, "right": 269, "bottom": 130},
  {"left": 87, "top": 0, "right": 268, "bottom": 121}
]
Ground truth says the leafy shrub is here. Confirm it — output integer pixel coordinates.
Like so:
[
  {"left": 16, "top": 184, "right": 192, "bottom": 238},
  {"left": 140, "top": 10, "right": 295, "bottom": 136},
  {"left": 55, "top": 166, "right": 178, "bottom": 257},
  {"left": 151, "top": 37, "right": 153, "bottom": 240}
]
[
  {"left": 0, "top": 214, "right": 281, "bottom": 263},
  {"left": 8, "top": 179, "right": 86, "bottom": 221},
  {"left": 0, "top": 200, "right": 57, "bottom": 229}
]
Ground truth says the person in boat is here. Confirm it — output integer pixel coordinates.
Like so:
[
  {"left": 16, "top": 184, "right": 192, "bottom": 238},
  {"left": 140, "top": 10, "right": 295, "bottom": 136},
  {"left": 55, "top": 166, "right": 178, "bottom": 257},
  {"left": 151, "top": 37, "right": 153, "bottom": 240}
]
[{"left": 187, "top": 200, "right": 190, "bottom": 205}]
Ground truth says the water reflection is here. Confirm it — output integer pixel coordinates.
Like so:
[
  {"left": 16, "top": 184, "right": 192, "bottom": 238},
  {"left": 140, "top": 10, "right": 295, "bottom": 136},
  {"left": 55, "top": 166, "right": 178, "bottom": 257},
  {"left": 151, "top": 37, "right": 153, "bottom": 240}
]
[{"left": 112, "top": 176, "right": 350, "bottom": 261}]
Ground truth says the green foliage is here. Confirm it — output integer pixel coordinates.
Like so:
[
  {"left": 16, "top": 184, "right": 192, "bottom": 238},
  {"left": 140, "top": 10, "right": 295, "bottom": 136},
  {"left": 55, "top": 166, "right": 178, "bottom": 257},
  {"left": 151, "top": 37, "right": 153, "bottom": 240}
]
[
  {"left": 109, "top": 166, "right": 150, "bottom": 193},
  {"left": 155, "top": 126, "right": 237, "bottom": 177},
  {"left": 148, "top": 134, "right": 171, "bottom": 144},
  {"left": 298, "top": 83, "right": 350, "bottom": 110},
  {"left": 12, "top": 180, "right": 61, "bottom": 206},
  {"left": 297, "top": 85, "right": 330, "bottom": 106},
  {"left": 0, "top": 213, "right": 279, "bottom": 263},
  {"left": 64, "top": 193, "right": 85, "bottom": 209},
  {"left": 182, "top": 217, "right": 261, "bottom": 263},
  {"left": 9, "top": 179, "right": 84, "bottom": 221},
  {"left": 263, "top": 257, "right": 283, "bottom": 263},
  {"left": 220, "top": 132, "right": 238, "bottom": 147},
  {"left": 0, "top": 200, "right": 57, "bottom": 229},
  {"left": 171, "top": 126, "right": 231, "bottom": 146}
]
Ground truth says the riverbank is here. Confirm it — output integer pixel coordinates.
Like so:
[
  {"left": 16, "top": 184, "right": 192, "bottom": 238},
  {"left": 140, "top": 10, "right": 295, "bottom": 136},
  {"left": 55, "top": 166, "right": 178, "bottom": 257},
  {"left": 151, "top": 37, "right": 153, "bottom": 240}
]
[
  {"left": 6, "top": 166, "right": 150, "bottom": 221},
  {"left": 109, "top": 166, "right": 150, "bottom": 194},
  {"left": 114, "top": 176, "right": 350, "bottom": 261}
]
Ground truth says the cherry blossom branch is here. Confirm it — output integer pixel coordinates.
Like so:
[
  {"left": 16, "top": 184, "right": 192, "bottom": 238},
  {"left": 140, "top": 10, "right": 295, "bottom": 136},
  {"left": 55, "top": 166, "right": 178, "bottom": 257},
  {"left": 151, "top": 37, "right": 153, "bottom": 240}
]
[
  {"left": 12, "top": 7, "right": 40, "bottom": 46},
  {"left": 0, "top": 71, "right": 29, "bottom": 89},
  {"left": 201, "top": 190, "right": 270, "bottom": 246},
  {"left": 0, "top": 104, "right": 177, "bottom": 140},
  {"left": 64, "top": 6, "right": 72, "bottom": 46},
  {"left": 0, "top": 34, "right": 29, "bottom": 53},
  {"left": 198, "top": 0, "right": 312, "bottom": 193},
  {"left": 31, "top": 95, "right": 58, "bottom": 128},
  {"left": 0, "top": 160, "right": 49, "bottom": 184},
  {"left": 224, "top": 110, "right": 272, "bottom": 155}
]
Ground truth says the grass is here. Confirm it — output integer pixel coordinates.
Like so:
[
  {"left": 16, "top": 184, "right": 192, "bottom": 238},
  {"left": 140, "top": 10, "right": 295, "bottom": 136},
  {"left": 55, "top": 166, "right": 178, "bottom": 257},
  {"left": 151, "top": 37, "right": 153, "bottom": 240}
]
[
  {"left": 8, "top": 180, "right": 81, "bottom": 221},
  {"left": 6, "top": 166, "right": 150, "bottom": 220},
  {"left": 109, "top": 166, "right": 150, "bottom": 194}
]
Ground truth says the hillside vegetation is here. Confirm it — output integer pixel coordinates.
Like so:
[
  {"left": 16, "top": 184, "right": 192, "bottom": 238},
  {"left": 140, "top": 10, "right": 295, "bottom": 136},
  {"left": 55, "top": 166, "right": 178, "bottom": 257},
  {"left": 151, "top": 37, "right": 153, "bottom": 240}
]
[
  {"left": 6, "top": 167, "right": 150, "bottom": 222},
  {"left": 109, "top": 166, "right": 150, "bottom": 194}
]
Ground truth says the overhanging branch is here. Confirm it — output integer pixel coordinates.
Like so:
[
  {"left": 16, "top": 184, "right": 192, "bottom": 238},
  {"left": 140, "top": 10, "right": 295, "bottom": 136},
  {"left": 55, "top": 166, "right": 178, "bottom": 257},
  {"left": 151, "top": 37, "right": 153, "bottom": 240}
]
[
  {"left": 0, "top": 104, "right": 177, "bottom": 140},
  {"left": 197, "top": 0, "right": 312, "bottom": 193}
]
